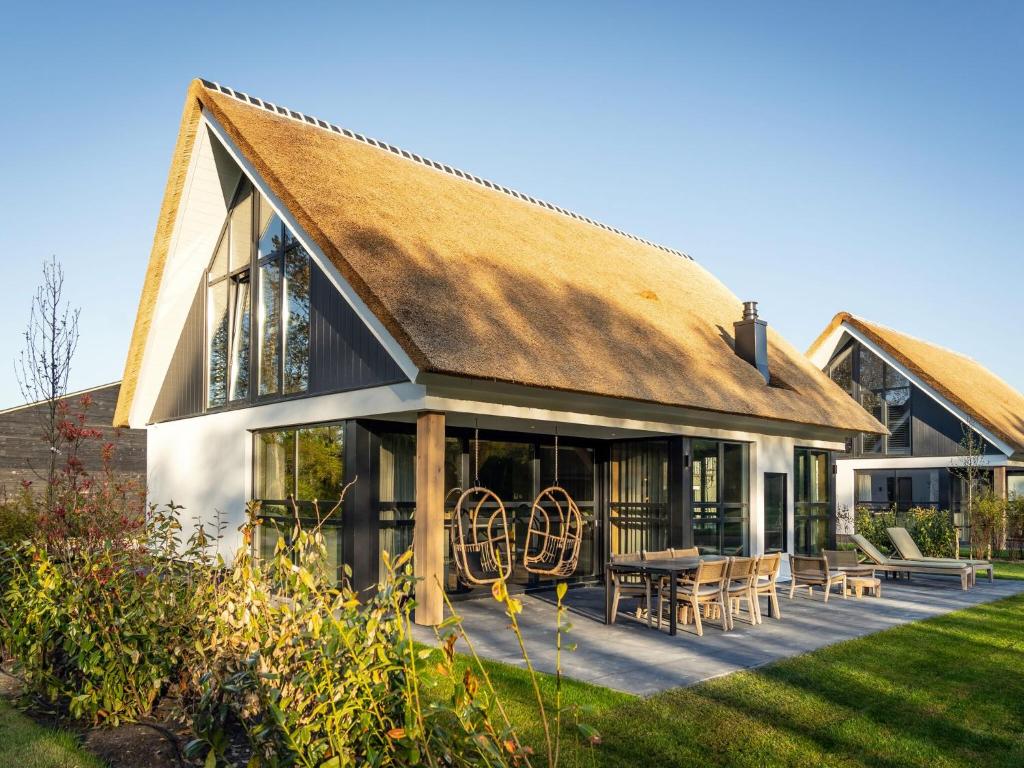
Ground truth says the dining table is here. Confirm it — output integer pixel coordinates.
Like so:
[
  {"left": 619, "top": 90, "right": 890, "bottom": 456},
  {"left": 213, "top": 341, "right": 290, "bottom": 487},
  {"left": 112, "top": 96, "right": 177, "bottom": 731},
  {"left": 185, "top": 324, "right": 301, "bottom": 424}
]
[{"left": 605, "top": 555, "right": 728, "bottom": 636}]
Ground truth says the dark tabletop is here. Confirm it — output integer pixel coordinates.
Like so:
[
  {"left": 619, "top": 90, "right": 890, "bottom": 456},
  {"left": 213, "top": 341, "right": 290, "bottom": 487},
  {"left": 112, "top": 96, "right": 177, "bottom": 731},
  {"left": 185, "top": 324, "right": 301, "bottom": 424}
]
[{"left": 607, "top": 554, "right": 728, "bottom": 573}]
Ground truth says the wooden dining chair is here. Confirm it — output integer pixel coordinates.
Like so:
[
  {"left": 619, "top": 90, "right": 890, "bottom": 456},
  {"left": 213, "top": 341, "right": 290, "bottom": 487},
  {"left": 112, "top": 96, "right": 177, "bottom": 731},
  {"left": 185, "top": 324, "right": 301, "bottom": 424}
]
[
  {"left": 671, "top": 547, "right": 699, "bottom": 558},
  {"left": 788, "top": 554, "right": 847, "bottom": 602},
  {"left": 724, "top": 556, "right": 759, "bottom": 629},
  {"left": 674, "top": 558, "right": 730, "bottom": 637},
  {"left": 753, "top": 552, "right": 782, "bottom": 622},
  {"left": 609, "top": 552, "right": 646, "bottom": 623}
]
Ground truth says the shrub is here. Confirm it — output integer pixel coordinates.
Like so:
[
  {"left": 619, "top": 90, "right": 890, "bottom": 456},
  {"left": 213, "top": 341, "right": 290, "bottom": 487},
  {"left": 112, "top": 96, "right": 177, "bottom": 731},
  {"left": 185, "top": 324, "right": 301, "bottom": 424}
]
[
  {"left": 184, "top": 502, "right": 538, "bottom": 767},
  {"left": 854, "top": 506, "right": 957, "bottom": 558},
  {"left": 0, "top": 490, "right": 34, "bottom": 547},
  {"left": 1005, "top": 496, "right": 1024, "bottom": 560},
  {"left": 0, "top": 504, "right": 210, "bottom": 725},
  {"left": 972, "top": 494, "right": 1006, "bottom": 560},
  {"left": 903, "top": 507, "right": 958, "bottom": 558},
  {"left": 854, "top": 507, "right": 895, "bottom": 553}
]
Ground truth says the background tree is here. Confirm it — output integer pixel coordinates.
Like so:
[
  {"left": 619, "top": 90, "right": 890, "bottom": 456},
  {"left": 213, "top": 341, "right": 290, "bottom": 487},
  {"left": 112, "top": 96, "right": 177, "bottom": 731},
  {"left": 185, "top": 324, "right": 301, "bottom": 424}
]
[
  {"left": 15, "top": 256, "right": 80, "bottom": 509},
  {"left": 950, "top": 421, "right": 987, "bottom": 558}
]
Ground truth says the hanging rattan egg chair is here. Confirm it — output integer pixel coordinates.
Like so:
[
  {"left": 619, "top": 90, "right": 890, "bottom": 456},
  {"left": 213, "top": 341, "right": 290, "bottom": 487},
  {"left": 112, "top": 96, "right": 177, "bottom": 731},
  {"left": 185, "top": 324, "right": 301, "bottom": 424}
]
[{"left": 522, "top": 434, "right": 584, "bottom": 577}]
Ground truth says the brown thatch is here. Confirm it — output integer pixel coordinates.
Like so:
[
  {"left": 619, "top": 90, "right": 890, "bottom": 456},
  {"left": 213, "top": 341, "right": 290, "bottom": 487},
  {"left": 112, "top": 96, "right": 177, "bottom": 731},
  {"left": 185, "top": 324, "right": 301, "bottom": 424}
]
[
  {"left": 116, "top": 79, "right": 884, "bottom": 435},
  {"left": 809, "top": 312, "right": 1024, "bottom": 455}
]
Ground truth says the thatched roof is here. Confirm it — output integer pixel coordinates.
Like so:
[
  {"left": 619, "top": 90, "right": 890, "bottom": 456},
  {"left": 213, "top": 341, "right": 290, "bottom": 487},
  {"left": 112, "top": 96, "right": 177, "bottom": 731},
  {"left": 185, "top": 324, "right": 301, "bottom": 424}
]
[
  {"left": 809, "top": 313, "right": 1024, "bottom": 455},
  {"left": 115, "top": 79, "right": 884, "bottom": 435}
]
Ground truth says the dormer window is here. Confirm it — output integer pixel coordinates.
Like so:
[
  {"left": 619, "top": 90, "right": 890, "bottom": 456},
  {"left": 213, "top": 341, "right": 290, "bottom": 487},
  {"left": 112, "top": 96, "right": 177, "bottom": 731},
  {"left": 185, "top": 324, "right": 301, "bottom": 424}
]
[{"left": 206, "top": 179, "right": 309, "bottom": 408}]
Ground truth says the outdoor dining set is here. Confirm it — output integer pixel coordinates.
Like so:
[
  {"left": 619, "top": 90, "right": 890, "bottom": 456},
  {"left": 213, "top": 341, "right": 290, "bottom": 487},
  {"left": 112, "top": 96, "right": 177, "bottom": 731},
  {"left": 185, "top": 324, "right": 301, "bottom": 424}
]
[{"left": 604, "top": 527, "right": 995, "bottom": 637}]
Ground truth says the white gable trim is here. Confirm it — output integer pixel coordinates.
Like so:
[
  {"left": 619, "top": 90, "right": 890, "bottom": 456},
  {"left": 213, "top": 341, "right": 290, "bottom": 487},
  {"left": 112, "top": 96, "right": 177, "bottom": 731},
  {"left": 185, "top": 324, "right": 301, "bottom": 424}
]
[
  {"left": 201, "top": 112, "right": 420, "bottom": 383},
  {"left": 130, "top": 124, "right": 237, "bottom": 427},
  {"left": 818, "top": 323, "right": 1014, "bottom": 459}
]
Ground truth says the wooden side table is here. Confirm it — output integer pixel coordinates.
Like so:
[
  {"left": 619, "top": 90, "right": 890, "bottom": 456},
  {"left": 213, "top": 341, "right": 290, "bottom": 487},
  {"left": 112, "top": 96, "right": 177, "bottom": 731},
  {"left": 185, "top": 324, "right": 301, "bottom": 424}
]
[{"left": 847, "top": 575, "right": 881, "bottom": 599}]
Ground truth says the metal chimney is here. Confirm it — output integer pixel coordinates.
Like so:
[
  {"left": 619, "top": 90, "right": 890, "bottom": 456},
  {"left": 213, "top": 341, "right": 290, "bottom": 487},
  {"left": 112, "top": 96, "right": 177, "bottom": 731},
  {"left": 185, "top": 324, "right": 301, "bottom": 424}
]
[{"left": 734, "top": 301, "right": 770, "bottom": 384}]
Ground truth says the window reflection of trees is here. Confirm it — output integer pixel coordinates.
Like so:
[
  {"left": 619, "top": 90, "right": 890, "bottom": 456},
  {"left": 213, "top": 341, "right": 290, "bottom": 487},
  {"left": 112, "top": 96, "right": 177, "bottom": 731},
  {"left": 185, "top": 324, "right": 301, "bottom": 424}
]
[{"left": 206, "top": 182, "right": 312, "bottom": 407}]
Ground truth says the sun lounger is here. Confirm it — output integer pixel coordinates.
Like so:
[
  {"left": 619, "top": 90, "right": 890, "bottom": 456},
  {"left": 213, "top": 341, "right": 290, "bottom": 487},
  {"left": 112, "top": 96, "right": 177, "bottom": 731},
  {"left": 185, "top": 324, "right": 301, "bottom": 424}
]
[
  {"left": 886, "top": 527, "right": 993, "bottom": 584},
  {"left": 850, "top": 534, "right": 971, "bottom": 591}
]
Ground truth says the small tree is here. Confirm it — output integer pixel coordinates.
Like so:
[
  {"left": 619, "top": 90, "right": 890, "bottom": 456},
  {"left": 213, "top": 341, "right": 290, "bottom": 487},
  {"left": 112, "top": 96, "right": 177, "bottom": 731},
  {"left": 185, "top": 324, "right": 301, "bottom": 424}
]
[
  {"left": 950, "top": 421, "right": 987, "bottom": 556},
  {"left": 14, "top": 256, "right": 80, "bottom": 510}
]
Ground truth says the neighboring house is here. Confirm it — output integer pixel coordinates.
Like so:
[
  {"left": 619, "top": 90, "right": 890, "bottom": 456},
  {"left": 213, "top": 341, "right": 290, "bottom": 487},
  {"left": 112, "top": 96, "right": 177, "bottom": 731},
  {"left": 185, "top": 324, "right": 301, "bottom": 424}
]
[
  {"left": 116, "top": 79, "right": 882, "bottom": 624},
  {"left": 0, "top": 381, "right": 147, "bottom": 499},
  {"left": 807, "top": 313, "right": 1024, "bottom": 539}
]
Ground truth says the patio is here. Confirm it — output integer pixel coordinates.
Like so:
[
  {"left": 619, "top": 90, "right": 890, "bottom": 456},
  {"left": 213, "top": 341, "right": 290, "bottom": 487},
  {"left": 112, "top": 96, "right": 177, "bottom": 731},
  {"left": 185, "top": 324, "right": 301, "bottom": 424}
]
[{"left": 414, "top": 575, "right": 1024, "bottom": 695}]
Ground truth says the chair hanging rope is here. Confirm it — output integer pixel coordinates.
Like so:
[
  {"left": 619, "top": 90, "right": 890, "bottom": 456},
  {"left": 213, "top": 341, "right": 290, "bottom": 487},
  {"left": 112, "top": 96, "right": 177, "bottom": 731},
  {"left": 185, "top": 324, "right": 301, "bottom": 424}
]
[
  {"left": 450, "top": 426, "right": 513, "bottom": 586},
  {"left": 523, "top": 431, "right": 584, "bottom": 577}
]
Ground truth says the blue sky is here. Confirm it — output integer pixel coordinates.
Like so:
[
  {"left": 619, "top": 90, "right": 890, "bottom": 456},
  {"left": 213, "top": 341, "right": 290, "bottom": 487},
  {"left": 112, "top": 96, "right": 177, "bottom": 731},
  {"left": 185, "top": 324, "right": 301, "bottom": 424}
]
[{"left": 1, "top": 1, "right": 1021, "bottom": 407}]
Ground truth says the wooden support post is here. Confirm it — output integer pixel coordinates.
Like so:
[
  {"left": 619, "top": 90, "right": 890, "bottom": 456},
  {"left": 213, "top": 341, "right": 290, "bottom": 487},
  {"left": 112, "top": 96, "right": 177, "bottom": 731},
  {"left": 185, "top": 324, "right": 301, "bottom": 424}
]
[{"left": 414, "top": 411, "right": 446, "bottom": 626}]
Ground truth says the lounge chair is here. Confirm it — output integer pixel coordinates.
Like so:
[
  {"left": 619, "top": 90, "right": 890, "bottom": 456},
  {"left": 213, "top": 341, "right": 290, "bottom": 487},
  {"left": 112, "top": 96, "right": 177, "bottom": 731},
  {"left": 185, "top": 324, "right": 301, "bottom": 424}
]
[
  {"left": 850, "top": 534, "right": 971, "bottom": 591},
  {"left": 789, "top": 554, "right": 847, "bottom": 602},
  {"left": 753, "top": 552, "right": 782, "bottom": 621},
  {"left": 886, "top": 527, "right": 993, "bottom": 584}
]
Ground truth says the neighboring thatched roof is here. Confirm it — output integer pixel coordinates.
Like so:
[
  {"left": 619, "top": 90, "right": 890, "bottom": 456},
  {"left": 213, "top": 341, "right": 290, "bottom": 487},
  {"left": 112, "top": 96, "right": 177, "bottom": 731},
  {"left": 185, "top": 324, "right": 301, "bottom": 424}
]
[
  {"left": 809, "top": 312, "right": 1024, "bottom": 456},
  {"left": 115, "top": 79, "right": 884, "bottom": 435}
]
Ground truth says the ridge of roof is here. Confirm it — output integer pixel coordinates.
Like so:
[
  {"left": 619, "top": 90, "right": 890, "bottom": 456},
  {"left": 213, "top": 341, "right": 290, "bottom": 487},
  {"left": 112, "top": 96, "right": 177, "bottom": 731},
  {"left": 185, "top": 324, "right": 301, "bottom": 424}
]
[
  {"left": 845, "top": 313, "right": 984, "bottom": 365},
  {"left": 199, "top": 79, "right": 693, "bottom": 263}
]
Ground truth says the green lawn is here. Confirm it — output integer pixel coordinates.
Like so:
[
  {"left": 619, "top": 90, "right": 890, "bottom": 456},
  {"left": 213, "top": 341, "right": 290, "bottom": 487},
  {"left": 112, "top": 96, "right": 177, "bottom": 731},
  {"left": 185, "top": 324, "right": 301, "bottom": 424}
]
[
  {"left": 994, "top": 559, "right": 1024, "bottom": 580},
  {"left": 429, "top": 592, "right": 1024, "bottom": 768},
  {"left": 0, "top": 701, "right": 104, "bottom": 768}
]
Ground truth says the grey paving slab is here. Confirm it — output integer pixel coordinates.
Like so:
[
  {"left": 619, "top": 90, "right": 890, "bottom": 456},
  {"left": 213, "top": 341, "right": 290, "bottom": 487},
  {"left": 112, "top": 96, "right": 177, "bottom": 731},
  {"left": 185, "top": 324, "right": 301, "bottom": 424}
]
[{"left": 412, "top": 574, "right": 1024, "bottom": 695}]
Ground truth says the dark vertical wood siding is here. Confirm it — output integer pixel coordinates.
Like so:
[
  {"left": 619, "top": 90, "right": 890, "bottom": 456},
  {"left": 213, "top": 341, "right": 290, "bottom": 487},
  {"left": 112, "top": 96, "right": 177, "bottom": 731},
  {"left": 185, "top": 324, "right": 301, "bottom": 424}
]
[
  {"left": 308, "top": 264, "right": 407, "bottom": 394},
  {"left": 910, "top": 387, "right": 1000, "bottom": 457},
  {"left": 149, "top": 264, "right": 406, "bottom": 423},
  {"left": 0, "top": 383, "right": 146, "bottom": 496},
  {"left": 151, "top": 281, "right": 206, "bottom": 423}
]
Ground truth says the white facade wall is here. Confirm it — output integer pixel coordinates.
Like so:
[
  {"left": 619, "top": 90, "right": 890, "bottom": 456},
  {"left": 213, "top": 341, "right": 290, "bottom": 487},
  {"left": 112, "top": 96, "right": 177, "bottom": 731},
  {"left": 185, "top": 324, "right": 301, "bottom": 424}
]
[
  {"left": 147, "top": 385, "right": 839, "bottom": 563},
  {"left": 833, "top": 454, "right": 1016, "bottom": 535}
]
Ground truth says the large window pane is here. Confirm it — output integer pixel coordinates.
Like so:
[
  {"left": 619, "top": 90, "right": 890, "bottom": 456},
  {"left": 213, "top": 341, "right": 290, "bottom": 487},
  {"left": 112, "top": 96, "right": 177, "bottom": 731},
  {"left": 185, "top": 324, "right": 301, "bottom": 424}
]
[
  {"left": 609, "top": 441, "right": 669, "bottom": 555},
  {"left": 539, "top": 443, "right": 597, "bottom": 577},
  {"left": 379, "top": 433, "right": 416, "bottom": 583},
  {"left": 297, "top": 425, "right": 344, "bottom": 502},
  {"left": 692, "top": 440, "right": 718, "bottom": 503},
  {"left": 722, "top": 442, "right": 748, "bottom": 503},
  {"left": 283, "top": 248, "right": 310, "bottom": 394},
  {"left": 690, "top": 440, "right": 749, "bottom": 555},
  {"left": 859, "top": 351, "right": 884, "bottom": 391},
  {"left": 254, "top": 426, "right": 345, "bottom": 583},
  {"left": 210, "top": 230, "right": 228, "bottom": 280},
  {"left": 795, "top": 447, "right": 831, "bottom": 554},
  {"left": 229, "top": 184, "right": 252, "bottom": 272},
  {"left": 539, "top": 444, "right": 594, "bottom": 500},
  {"left": 829, "top": 350, "right": 853, "bottom": 395},
  {"left": 228, "top": 273, "right": 251, "bottom": 401},
  {"left": 476, "top": 440, "right": 534, "bottom": 503},
  {"left": 256, "top": 430, "right": 295, "bottom": 499},
  {"left": 207, "top": 281, "right": 229, "bottom": 407},
  {"left": 259, "top": 259, "right": 282, "bottom": 395}
]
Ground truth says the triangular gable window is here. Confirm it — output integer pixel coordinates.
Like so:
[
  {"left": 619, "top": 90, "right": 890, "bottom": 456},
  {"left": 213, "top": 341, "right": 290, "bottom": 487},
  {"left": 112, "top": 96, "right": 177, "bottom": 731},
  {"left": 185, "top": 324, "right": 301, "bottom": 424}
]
[{"left": 206, "top": 180, "right": 309, "bottom": 408}]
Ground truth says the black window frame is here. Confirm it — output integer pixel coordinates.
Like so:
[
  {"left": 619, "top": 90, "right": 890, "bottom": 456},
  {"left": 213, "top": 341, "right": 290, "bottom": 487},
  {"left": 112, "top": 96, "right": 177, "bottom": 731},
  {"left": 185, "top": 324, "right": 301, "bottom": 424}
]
[
  {"left": 204, "top": 184, "right": 312, "bottom": 412},
  {"left": 793, "top": 446, "right": 834, "bottom": 554},
  {"left": 689, "top": 439, "right": 750, "bottom": 556},
  {"left": 827, "top": 343, "right": 912, "bottom": 456}
]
